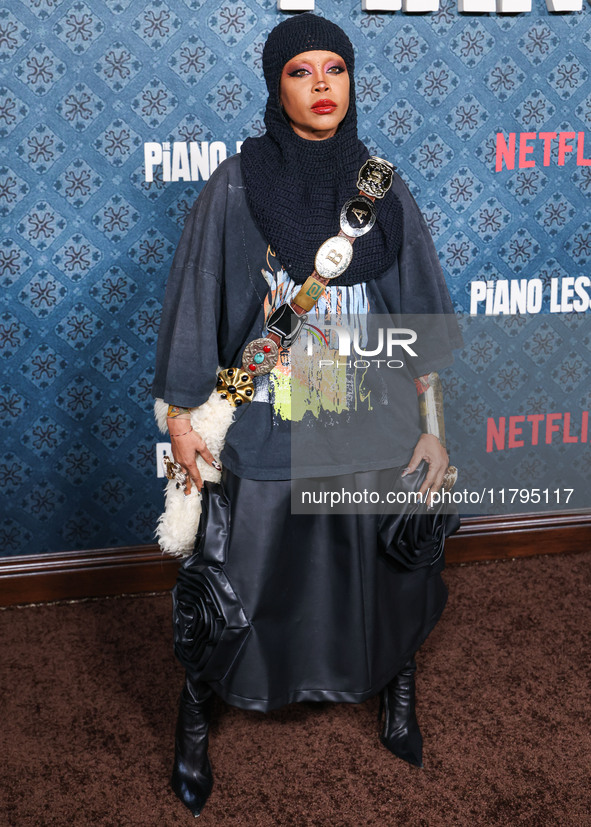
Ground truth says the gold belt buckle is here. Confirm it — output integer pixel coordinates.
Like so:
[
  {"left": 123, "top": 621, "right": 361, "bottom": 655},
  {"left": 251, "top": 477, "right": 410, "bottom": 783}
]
[{"left": 216, "top": 368, "right": 254, "bottom": 407}]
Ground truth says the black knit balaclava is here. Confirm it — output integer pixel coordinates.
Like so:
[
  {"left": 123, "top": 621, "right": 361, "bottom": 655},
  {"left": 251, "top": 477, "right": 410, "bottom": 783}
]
[{"left": 240, "top": 13, "right": 402, "bottom": 286}]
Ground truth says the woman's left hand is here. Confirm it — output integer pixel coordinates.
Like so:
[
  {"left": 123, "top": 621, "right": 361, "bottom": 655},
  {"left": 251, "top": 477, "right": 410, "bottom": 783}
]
[{"left": 403, "top": 434, "right": 449, "bottom": 507}]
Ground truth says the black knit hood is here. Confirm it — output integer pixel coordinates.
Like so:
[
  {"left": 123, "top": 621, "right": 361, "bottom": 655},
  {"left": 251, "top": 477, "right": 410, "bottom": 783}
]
[{"left": 240, "top": 13, "right": 402, "bottom": 286}]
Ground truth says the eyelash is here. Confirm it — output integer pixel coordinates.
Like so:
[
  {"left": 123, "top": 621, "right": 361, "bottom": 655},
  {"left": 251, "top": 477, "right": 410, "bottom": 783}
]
[{"left": 287, "top": 65, "right": 346, "bottom": 77}]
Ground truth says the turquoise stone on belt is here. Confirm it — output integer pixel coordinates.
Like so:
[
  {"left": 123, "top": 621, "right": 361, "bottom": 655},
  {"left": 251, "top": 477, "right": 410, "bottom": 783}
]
[{"left": 241, "top": 337, "right": 279, "bottom": 377}]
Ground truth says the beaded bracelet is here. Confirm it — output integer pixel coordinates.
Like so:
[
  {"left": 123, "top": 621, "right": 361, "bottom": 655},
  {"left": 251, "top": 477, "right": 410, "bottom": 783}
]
[{"left": 169, "top": 427, "right": 193, "bottom": 438}]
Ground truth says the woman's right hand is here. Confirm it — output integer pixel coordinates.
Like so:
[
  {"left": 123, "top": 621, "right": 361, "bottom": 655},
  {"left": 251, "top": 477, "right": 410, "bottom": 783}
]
[{"left": 169, "top": 426, "right": 220, "bottom": 494}]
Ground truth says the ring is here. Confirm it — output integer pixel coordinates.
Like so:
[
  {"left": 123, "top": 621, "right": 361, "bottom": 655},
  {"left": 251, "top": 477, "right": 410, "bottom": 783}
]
[
  {"left": 442, "top": 465, "right": 458, "bottom": 492},
  {"left": 163, "top": 454, "right": 188, "bottom": 487}
]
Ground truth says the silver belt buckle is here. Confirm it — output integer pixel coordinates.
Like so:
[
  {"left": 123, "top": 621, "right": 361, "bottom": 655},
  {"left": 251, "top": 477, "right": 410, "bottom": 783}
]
[
  {"left": 315, "top": 236, "right": 353, "bottom": 280},
  {"left": 357, "top": 156, "right": 395, "bottom": 199}
]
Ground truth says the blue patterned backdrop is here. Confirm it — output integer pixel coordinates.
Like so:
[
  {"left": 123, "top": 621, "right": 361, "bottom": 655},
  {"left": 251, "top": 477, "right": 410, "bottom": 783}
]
[{"left": 1, "top": 0, "right": 591, "bottom": 555}]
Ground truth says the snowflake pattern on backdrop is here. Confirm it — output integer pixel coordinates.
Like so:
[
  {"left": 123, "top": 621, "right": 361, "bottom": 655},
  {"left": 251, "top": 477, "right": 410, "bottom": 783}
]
[{"left": 1, "top": 0, "right": 591, "bottom": 552}]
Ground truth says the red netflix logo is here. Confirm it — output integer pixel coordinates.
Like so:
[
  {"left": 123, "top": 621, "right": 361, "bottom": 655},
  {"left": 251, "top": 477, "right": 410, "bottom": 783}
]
[
  {"left": 486, "top": 412, "right": 589, "bottom": 452},
  {"left": 495, "top": 132, "right": 591, "bottom": 172}
]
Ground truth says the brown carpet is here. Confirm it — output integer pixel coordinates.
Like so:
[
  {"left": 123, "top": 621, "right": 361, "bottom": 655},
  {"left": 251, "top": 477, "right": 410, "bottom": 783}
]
[{"left": 1, "top": 552, "right": 590, "bottom": 827}]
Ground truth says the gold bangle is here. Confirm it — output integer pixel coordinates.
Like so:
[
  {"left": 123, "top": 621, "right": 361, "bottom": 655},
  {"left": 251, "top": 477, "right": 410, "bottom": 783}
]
[{"left": 167, "top": 405, "right": 191, "bottom": 418}]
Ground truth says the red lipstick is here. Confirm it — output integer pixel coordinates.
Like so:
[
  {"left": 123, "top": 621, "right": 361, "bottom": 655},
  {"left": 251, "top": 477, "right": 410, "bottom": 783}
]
[{"left": 311, "top": 99, "right": 337, "bottom": 114}]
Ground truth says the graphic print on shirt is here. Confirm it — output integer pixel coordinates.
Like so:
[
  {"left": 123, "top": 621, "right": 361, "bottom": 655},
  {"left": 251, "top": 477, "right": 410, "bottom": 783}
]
[{"left": 255, "top": 247, "right": 372, "bottom": 422}]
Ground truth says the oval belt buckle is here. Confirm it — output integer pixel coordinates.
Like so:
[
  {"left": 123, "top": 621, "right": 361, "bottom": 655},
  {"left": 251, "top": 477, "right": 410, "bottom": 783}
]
[
  {"left": 315, "top": 236, "right": 353, "bottom": 280},
  {"left": 242, "top": 337, "right": 280, "bottom": 376},
  {"left": 340, "top": 194, "right": 376, "bottom": 238}
]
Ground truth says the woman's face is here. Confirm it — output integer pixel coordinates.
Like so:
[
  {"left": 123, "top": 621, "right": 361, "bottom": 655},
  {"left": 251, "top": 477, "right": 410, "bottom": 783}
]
[{"left": 279, "top": 50, "right": 350, "bottom": 141}]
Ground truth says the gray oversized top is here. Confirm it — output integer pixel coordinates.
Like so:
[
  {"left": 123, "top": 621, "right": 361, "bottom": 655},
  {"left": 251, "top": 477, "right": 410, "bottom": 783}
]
[{"left": 153, "top": 155, "right": 461, "bottom": 480}]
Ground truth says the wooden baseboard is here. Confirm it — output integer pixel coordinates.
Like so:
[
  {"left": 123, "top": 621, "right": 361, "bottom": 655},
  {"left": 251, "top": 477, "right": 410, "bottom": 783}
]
[
  {"left": 446, "top": 510, "right": 591, "bottom": 563},
  {"left": 1, "top": 512, "right": 589, "bottom": 607},
  {"left": 0, "top": 546, "right": 180, "bottom": 607}
]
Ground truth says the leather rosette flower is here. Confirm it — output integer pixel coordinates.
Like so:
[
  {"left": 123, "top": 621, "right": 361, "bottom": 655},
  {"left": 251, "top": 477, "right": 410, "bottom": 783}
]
[
  {"left": 173, "top": 560, "right": 251, "bottom": 683},
  {"left": 378, "top": 462, "right": 460, "bottom": 572},
  {"left": 172, "top": 484, "right": 251, "bottom": 683}
]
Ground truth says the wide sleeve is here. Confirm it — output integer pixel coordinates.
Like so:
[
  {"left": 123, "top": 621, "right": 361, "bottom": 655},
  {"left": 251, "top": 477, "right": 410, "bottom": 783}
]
[
  {"left": 152, "top": 165, "right": 229, "bottom": 408},
  {"left": 393, "top": 175, "right": 463, "bottom": 376}
]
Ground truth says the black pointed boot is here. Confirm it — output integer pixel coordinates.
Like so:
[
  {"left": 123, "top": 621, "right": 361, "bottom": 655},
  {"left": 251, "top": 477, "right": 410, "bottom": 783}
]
[
  {"left": 379, "top": 657, "right": 423, "bottom": 768},
  {"left": 171, "top": 676, "right": 214, "bottom": 817}
]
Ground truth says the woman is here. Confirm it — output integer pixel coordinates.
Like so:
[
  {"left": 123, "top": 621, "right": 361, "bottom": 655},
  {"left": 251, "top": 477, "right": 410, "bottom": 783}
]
[{"left": 153, "top": 13, "right": 461, "bottom": 818}]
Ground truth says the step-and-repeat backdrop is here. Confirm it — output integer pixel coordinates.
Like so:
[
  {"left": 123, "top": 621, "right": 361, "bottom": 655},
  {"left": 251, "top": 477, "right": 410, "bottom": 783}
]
[{"left": 2, "top": 0, "right": 590, "bottom": 554}]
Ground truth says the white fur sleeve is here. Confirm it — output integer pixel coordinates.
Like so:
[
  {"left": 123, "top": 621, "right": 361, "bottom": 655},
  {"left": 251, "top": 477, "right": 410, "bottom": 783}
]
[{"left": 153, "top": 391, "right": 235, "bottom": 557}]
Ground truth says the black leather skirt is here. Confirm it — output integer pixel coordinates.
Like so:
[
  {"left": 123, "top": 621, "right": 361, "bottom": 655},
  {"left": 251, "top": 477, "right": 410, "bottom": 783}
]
[{"left": 172, "top": 465, "right": 454, "bottom": 713}]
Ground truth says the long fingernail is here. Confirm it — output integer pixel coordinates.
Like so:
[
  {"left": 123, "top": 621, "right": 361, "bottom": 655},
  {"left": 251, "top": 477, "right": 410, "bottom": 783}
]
[
  {"left": 212, "top": 460, "right": 221, "bottom": 471},
  {"left": 401, "top": 467, "right": 409, "bottom": 477}
]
